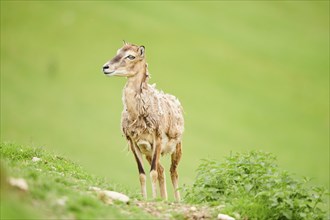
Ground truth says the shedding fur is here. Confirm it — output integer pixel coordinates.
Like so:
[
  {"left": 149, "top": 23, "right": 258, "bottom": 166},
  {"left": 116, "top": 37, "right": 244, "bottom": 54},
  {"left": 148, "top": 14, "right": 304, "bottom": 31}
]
[{"left": 121, "top": 78, "right": 184, "bottom": 154}]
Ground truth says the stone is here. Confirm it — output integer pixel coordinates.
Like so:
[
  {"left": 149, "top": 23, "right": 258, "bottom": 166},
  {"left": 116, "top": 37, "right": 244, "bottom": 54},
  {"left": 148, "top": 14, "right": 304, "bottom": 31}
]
[
  {"left": 217, "top": 213, "right": 235, "bottom": 220},
  {"left": 8, "top": 177, "right": 28, "bottom": 191},
  {"left": 190, "top": 206, "right": 197, "bottom": 212},
  {"left": 98, "top": 190, "right": 130, "bottom": 204}
]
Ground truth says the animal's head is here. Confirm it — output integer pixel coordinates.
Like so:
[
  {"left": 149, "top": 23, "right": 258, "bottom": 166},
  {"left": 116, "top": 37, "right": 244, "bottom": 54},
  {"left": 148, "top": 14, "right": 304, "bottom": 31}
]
[{"left": 102, "top": 42, "right": 146, "bottom": 77}]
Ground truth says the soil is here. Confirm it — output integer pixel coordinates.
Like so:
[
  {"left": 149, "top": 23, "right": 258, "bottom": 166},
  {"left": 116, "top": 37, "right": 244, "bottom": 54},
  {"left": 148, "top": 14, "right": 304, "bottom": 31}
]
[{"left": 135, "top": 201, "right": 219, "bottom": 220}]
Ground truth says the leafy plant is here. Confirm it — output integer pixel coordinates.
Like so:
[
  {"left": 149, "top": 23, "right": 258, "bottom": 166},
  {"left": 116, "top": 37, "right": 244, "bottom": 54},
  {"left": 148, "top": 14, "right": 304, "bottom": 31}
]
[{"left": 183, "top": 151, "right": 328, "bottom": 220}]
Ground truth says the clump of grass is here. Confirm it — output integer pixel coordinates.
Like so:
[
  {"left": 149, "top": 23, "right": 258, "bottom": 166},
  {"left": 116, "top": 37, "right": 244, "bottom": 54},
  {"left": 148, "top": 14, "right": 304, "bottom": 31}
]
[
  {"left": 0, "top": 142, "right": 151, "bottom": 219},
  {"left": 183, "top": 151, "right": 328, "bottom": 220}
]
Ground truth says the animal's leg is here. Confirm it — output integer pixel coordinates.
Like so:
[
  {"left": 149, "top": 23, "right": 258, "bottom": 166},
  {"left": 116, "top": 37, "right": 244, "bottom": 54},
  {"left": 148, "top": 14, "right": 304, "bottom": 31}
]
[
  {"left": 150, "top": 136, "right": 162, "bottom": 200},
  {"left": 157, "top": 163, "right": 168, "bottom": 200},
  {"left": 170, "top": 142, "right": 182, "bottom": 202},
  {"left": 129, "top": 139, "right": 147, "bottom": 200},
  {"left": 146, "top": 156, "right": 167, "bottom": 200}
]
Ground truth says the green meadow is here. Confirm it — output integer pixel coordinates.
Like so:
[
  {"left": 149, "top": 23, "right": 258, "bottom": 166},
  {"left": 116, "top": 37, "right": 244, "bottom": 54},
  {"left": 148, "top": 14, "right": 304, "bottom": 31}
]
[{"left": 1, "top": 0, "right": 329, "bottom": 204}]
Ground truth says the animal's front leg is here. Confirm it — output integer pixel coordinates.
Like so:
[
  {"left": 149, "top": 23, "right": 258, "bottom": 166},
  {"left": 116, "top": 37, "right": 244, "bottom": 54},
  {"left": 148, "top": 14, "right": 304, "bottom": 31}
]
[
  {"left": 146, "top": 156, "right": 168, "bottom": 200},
  {"left": 150, "top": 135, "right": 162, "bottom": 199},
  {"left": 129, "top": 138, "right": 147, "bottom": 199}
]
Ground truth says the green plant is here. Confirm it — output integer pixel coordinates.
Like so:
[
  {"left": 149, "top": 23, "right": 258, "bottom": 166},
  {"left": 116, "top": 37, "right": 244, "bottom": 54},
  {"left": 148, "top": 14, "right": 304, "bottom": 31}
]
[{"left": 183, "top": 151, "right": 328, "bottom": 220}]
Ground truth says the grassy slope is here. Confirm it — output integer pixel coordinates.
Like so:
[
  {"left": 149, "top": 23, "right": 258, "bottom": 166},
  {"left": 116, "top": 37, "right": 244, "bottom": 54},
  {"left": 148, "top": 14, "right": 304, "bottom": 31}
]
[
  {"left": 1, "top": 1, "right": 329, "bottom": 197},
  {"left": 1, "top": 143, "right": 328, "bottom": 219},
  {"left": 0, "top": 142, "right": 153, "bottom": 219},
  {"left": 1, "top": 142, "right": 226, "bottom": 220}
]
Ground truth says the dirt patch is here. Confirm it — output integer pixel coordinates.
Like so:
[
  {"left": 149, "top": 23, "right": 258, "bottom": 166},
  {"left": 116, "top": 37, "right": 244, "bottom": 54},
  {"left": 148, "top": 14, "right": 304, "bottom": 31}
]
[{"left": 135, "top": 201, "right": 219, "bottom": 220}]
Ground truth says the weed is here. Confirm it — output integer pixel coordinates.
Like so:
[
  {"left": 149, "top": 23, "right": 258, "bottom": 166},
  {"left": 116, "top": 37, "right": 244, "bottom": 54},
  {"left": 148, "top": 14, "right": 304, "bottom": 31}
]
[{"left": 183, "top": 151, "right": 328, "bottom": 220}]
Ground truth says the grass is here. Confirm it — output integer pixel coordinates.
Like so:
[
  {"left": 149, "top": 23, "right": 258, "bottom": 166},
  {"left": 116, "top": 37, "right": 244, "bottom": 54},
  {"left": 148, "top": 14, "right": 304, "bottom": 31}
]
[
  {"left": 2, "top": 143, "right": 327, "bottom": 219},
  {"left": 0, "top": 142, "right": 153, "bottom": 219},
  {"left": 0, "top": 142, "right": 232, "bottom": 220},
  {"left": 1, "top": 0, "right": 329, "bottom": 202}
]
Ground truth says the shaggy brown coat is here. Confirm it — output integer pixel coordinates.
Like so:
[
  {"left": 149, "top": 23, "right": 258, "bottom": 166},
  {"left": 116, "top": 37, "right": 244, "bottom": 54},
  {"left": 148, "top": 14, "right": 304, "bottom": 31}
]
[{"left": 121, "top": 75, "right": 184, "bottom": 156}]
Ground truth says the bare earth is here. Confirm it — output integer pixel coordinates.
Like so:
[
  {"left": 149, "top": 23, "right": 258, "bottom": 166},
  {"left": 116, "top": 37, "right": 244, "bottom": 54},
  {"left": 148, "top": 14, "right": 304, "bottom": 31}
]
[{"left": 135, "top": 201, "right": 220, "bottom": 220}]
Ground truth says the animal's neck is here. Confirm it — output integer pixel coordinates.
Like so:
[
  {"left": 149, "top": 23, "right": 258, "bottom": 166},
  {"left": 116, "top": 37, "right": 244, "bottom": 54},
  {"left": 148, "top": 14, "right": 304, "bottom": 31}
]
[
  {"left": 123, "top": 63, "right": 149, "bottom": 117},
  {"left": 126, "top": 64, "right": 148, "bottom": 93}
]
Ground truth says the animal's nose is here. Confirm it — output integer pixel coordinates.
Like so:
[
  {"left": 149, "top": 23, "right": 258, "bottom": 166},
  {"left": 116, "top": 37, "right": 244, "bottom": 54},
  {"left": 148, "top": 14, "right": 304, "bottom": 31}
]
[{"left": 103, "top": 65, "right": 109, "bottom": 70}]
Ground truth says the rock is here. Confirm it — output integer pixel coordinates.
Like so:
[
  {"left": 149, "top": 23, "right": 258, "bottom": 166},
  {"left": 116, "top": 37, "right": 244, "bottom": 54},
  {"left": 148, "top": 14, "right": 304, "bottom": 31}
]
[
  {"left": 98, "top": 192, "right": 113, "bottom": 205},
  {"left": 217, "top": 213, "right": 235, "bottom": 220},
  {"left": 8, "top": 177, "right": 28, "bottom": 191},
  {"left": 98, "top": 190, "right": 130, "bottom": 204},
  {"left": 32, "top": 157, "right": 41, "bottom": 162},
  {"left": 190, "top": 206, "right": 197, "bottom": 212},
  {"left": 89, "top": 186, "right": 130, "bottom": 205}
]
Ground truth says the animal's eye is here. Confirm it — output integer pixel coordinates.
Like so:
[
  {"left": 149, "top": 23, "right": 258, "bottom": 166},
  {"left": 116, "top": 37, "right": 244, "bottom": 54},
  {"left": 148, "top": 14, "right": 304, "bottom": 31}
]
[{"left": 126, "top": 55, "right": 135, "bottom": 60}]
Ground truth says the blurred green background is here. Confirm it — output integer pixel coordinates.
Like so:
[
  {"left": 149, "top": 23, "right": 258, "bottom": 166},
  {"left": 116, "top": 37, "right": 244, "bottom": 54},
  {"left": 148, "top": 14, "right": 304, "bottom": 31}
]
[{"left": 1, "top": 1, "right": 329, "bottom": 199}]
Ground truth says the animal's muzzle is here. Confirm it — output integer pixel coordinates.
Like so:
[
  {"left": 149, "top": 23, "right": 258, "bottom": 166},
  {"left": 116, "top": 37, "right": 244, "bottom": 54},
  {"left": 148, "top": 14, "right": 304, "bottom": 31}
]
[{"left": 102, "top": 65, "right": 110, "bottom": 74}]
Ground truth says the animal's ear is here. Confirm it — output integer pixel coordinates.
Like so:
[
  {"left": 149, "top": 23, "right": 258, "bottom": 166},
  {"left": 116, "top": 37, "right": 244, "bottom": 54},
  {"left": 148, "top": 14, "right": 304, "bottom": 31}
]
[
  {"left": 139, "top": 46, "right": 145, "bottom": 57},
  {"left": 123, "top": 40, "right": 128, "bottom": 45}
]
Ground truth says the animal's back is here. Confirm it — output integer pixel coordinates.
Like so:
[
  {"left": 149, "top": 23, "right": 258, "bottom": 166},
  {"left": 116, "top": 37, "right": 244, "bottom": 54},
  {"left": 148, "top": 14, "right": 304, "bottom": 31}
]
[{"left": 140, "top": 84, "right": 184, "bottom": 139}]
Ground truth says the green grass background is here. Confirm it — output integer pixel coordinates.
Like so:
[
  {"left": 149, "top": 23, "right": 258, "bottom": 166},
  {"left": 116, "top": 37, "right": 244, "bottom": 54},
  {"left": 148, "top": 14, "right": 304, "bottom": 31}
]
[{"left": 1, "top": 1, "right": 329, "bottom": 200}]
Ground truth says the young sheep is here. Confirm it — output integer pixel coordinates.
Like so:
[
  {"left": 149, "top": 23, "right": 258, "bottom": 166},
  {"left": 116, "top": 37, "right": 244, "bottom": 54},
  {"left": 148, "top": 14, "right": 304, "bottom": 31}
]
[{"left": 102, "top": 42, "right": 184, "bottom": 201}]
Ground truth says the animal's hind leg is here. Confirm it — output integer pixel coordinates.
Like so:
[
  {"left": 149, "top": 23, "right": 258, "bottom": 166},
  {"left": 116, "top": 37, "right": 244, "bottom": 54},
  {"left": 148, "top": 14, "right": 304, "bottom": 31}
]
[
  {"left": 129, "top": 139, "right": 147, "bottom": 200},
  {"left": 150, "top": 136, "right": 162, "bottom": 200},
  {"left": 157, "top": 163, "right": 168, "bottom": 200},
  {"left": 146, "top": 156, "right": 168, "bottom": 200},
  {"left": 170, "top": 142, "right": 182, "bottom": 202}
]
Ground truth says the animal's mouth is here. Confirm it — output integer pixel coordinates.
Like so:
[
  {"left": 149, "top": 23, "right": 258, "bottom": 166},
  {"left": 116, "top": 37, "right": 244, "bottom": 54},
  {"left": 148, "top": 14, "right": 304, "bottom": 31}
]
[{"left": 103, "top": 70, "right": 115, "bottom": 75}]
